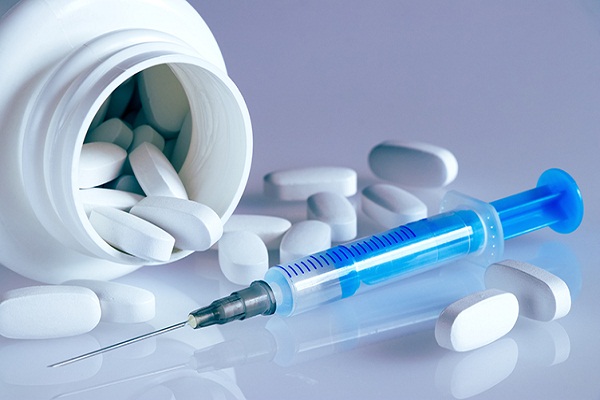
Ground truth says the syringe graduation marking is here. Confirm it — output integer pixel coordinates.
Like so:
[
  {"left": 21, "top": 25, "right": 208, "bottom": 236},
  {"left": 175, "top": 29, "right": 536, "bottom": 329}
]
[{"left": 273, "top": 224, "right": 419, "bottom": 279}]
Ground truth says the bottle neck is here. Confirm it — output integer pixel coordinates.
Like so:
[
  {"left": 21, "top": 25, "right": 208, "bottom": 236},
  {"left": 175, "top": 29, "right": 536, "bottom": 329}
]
[{"left": 22, "top": 30, "right": 252, "bottom": 264}]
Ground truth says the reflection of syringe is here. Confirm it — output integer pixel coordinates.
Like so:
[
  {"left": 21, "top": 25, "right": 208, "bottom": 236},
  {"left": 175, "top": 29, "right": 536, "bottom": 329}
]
[{"left": 50, "top": 168, "right": 583, "bottom": 368}]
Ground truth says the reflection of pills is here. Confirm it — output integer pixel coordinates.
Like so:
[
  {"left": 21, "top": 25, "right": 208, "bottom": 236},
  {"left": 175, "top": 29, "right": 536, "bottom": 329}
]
[
  {"left": 435, "top": 289, "right": 519, "bottom": 352},
  {"left": 485, "top": 259, "right": 571, "bottom": 321}
]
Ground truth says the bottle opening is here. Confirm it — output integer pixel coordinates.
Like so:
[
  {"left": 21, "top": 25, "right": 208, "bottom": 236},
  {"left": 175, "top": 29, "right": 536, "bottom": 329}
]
[{"left": 74, "top": 59, "right": 251, "bottom": 264}]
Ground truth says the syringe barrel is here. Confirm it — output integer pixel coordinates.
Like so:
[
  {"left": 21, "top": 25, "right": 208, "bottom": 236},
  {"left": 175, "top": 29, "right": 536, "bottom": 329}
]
[{"left": 265, "top": 209, "right": 485, "bottom": 316}]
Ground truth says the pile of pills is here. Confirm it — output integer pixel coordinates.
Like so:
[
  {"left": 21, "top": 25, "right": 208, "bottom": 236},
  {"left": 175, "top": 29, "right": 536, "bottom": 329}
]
[
  {"left": 0, "top": 88, "right": 576, "bottom": 349},
  {"left": 78, "top": 64, "right": 223, "bottom": 262},
  {"left": 217, "top": 141, "right": 457, "bottom": 287},
  {"left": 435, "top": 259, "right": 571, "bottom": 352}
]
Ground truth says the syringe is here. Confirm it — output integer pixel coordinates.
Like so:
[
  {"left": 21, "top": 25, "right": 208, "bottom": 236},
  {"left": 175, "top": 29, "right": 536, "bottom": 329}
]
[{"left": 49, "top": 168, "right": 583, "bottom": 368}]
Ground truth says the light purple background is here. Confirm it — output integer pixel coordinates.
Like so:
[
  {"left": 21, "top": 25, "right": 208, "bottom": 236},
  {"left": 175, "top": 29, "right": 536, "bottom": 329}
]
[{"left": 0, "top": 1, "right": 599, "bottom": 399}]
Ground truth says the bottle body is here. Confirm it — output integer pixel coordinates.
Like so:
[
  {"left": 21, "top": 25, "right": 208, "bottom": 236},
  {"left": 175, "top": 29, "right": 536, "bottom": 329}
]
[{"left": 0, "top": 0, "right": 252, "bottom": 283}]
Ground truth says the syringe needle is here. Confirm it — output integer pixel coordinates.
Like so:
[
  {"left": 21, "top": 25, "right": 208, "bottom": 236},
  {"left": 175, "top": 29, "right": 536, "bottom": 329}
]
[
  {"left": 47, "top": 320, "right": 188, "bottom": 368},
  {"left": 48, "top": 281, "right": 277, "bottom": 368}
]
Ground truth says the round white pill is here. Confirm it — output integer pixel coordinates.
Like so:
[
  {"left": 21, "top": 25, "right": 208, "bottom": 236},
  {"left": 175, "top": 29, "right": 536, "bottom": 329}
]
[
  {"left": 65, "top": 280, "right": 155, "bottom": 324},
  {"left": 85, "top": 118, "right": 134, "bottom": 150},
  {"left": 485, "top": 259, "right": 571, "bottom": 321},
  {"left": 307, "top": 191, "right": 357, "bottom": 242},
  {"left": 78, "top": 142, "right": 127, "bottom": 189},
  {"left": 264, "top": 166, "right": 357, "bottom": 201},
  {"left": 218, "top": 231, "right": 269, "bottom": 286},
  {"left": 129, "top": 142, "right": 188, "bottom": 199},
  {"left": 0, "top": 285, "right": 101, "bottom": 339},
  {"left": 368, "top": 141, "right": 458, "bottom": 188},
  {"left": 79, "top": 188, "right": 144, "bottom": 216},
  {"left": 361, "top": 183, "right": 427, "bottom": 228},
  {"left": 279, "top": 220, "right": 331, "bottom": 264},
  {"left": 130, "top": 196, "right": 223, "bottom": 251},
  {"left": 138, "top": 64, "right": 190, "bottom": 137},
  {"left": 89, "top": 206, "right": 175, "bottom": 262},
  {"left": 435, "top": 289, "right": 519, "bottom": 352},
  {"left": 223, "top": 214, "right": 292, "bottom": 250}
]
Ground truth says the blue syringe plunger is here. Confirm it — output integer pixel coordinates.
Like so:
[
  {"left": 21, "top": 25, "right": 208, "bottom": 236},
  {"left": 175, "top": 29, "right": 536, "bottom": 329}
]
[{"left": 490, "top": 168, "right": 584, "bottom": 240}]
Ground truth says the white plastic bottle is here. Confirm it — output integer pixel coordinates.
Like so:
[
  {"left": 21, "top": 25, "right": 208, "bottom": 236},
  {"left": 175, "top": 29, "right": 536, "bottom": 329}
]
[{"left": 0, "top": 0, "right": 252, "bottom": 283}]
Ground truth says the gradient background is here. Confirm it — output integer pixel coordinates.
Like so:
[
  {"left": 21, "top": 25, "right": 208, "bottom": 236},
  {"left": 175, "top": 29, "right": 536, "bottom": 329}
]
[{"left": 0, "top": 1, "right": 599, "bottom": 399}]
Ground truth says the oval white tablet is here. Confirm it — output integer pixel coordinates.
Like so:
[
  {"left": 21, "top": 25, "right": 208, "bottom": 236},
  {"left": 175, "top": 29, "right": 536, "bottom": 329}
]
[
  {"left": 89, "top": 206, "right": 175, "bottom": 262},
  {"left": 129, "top": 124, "right": 166, "bottom": 152},
  {"left": 0, "top": 286, "right": 101, "bottom": 339},
  {"left": 279, "top": 220, "right": 331, "bottom": 264},
  {"left": 223, "top": 214, "right": 292, "bottom": 250},
  {"left": 78, "top": 142, "right": 127, "bottom": 189},
  {"left": 170, "top": 112, "right": 192, "bottom": 172},
  {"left": 129, "top": 142, "right": 188, "bottom": 199},
  {"left": 130, "top": 196, "right": 223, "bottom": 251},
  {"left": 264, "top": 166, "right": 357, "bottom": 201},
  {"left": 65, "top": 280, "right": 155, "bottom": 324},
  {"left": 138, "top": 64, "right": 190, "bottom": 137},
  {"left": 106, "top": 77, "right": 135, "bottom": 120},
  {"left": 361, "top": 183, "right": 427, "bottom": 228},
  {"left": 485, "top": 260, "right": 571, "bottom": 321},
  {"left": 79, "top": 188, "right": 144, "bottom": 216},
  {"left": 368, "top": 141, "right": 458, "bottom": 187},
  {"left": 85, "top": 118, "right": 134, "bottom": 150},
  {"left": 307, "top": 191, "right": 357, "bottom": 242},
  {"left": 218, "top": 231, "right": 269, "bottom": 286},
  {"left": 435, "top": 289, "right": 518, "bottom": 352}
]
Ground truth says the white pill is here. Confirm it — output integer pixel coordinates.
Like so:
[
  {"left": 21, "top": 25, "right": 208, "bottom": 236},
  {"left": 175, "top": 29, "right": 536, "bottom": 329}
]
[
  {"left": 85, "top": 118, "right": 134, "bottom": 150},
  {"left": 368, "top": 141, "right": 458, "bottom": 187},
  {"left": 0, "top": 286, "right": 101, "bottom": 339},
  {"left": 361, "top": 183, "right": 427, "bottom": 228},
  {"left": 485, "top": 260, "right": 571, "bottom": 321},
  {"left": 223, "top": 214, "right": 292, "bottom": 250},
  {"left": 65, "top": 280, "right": 155, "bottom": 323},
  {"left": 78, "top": 142, "right": 127, "bottom": 189},
  {"left": 129, "top": 142, "right": 188, "bottom": 199},
  {"left": 307, "top": 191, "right": 357, "bottom": 242},
  {"left": 129, "top": 124, "right": 166, "bottom": 153},
  {"left": 106, "top": 77, "right": 135, "bottom": 119},
  {"left": 138, "top": 64, "right": 190, "bottom": 137},
  {"left": 79, "top": 188, "right": 144, "bottom": 216},
  {"left": 264, "top": 166, "right": 357, "bottom": 201},
  {"left": 108, "top": 174, "right": 145, "bottom": 195},
  {"left": 218, "top": 231, "right": 269, "bottom": 286},
  {"left": 435, "top": 289, "right": 519, "bottom": 352},
  {"left": 130, "top": 196, "right": 223, "bottom": 251},
  {"left": 170, "top": 112, "right": 192, "bottom": 172},
  {"left": 279, "top": 220, "right": 331, "bottom": 264},
  {"left": 89, "top": 206, "right": 175, "bottom": 262}
]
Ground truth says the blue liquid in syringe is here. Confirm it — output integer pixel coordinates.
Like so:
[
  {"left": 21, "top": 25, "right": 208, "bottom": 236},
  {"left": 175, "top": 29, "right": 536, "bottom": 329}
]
[{"left": 265, "top": 169, "right": 583, "bottom": 317}]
